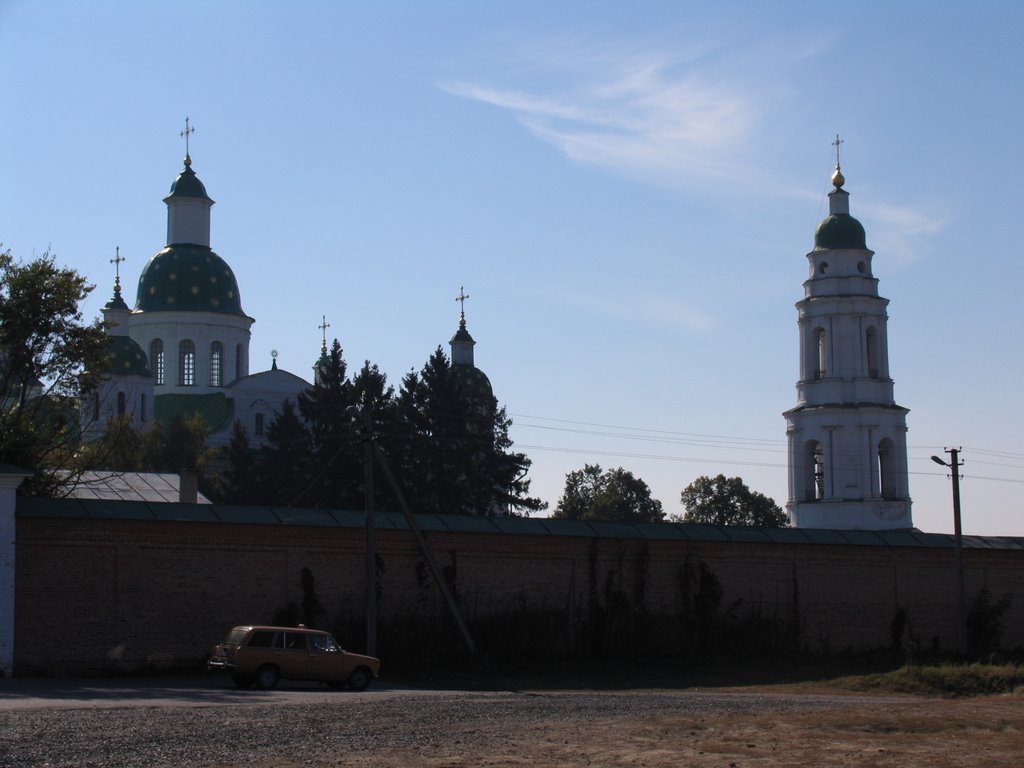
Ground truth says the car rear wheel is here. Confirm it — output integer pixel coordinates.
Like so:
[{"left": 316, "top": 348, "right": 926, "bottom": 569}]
[
  {"left": 348, "top": 666, "right": 372, "bottom": 691},
  {"left": 255, "top": 665, "right": 280, "bottom": 690}
]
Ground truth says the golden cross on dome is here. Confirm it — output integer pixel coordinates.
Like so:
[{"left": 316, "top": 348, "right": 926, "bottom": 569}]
[
  {"left": 181, "top": 116, "right": 195, "bottom": 165},
  {"left": 832, "top": 134, "right": 844, "bottom": 170},
  {"left": 455, "top": 286, "right": 470, "bottom": 324},
  {"left": 110, "top": 246, "right": 125, "bottom": 291},
  {"left": 319, "top": 315, "right": 331, "bottom": 352}
]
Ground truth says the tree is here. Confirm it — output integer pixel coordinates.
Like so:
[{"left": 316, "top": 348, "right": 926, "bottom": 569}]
[
  {"left": 389, "top": 347, "right": 544, "bottom": 516},
  {"left": 215, "top": 420, "right": 261, "bottom": 504},
  {"left": 677, "top": 474, "right": 788, "bottom": 527},
  {"left": 260, "top": 399, "right": 314, "bottom": 506},
  {"left": 296, "top": 340, "right": 361, "bottom": 508},
  {"left": 553, "top": 464, "right": 664, "bottom": 523},
  {"left": 0, "top": 248, "right": 109, "bottom": 495}
]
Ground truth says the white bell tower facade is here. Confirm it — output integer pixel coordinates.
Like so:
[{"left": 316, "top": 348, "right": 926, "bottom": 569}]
[{"left": 784, "top": 155, "right": 912, "bottom": 530}]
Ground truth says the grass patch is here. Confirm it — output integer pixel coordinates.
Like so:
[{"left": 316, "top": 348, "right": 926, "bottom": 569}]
[
  {"left": 388, "top": 653, "right": 903, "bottom": 692},
  {"left": 388, "top": 654, "right": 1024, "bottom": 698},
  {"left": 833, "top": 663, "right": 1024, "bottom": 697}
]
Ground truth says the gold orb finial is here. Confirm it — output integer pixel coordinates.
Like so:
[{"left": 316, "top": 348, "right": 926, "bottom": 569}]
[{"left": 831, "top": 134, "right": 845, "bottom": 188}]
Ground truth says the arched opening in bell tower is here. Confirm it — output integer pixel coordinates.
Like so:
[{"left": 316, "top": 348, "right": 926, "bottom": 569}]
[
  {"left": 878, "top": 438, "right": 897, "bottom": 499},
  {"left": 803, "top": 440, "right": 826, "bottom": 501},
  {"left": 814, "top": 328, "right": 827, "bottom": 380},
  {"left": 866, "top": 326, "right": 879, "bottom": 378}
]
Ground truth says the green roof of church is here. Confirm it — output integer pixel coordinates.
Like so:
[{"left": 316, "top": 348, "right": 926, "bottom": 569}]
[
  {"left": 166, "top": 164, "right": 210, "bottom": 200},
  {"left": 134, "top": 243, "right": 245, "bottom": 315},
  {"left": 813, "top": 213, "right": 867, "bottom": 251},
  {"left": 104, "top": 336, "right": 152, "bottom": 377},
  {"left": 453, "top": 363, "right": 493, "bottom": 402},
  {"left": 153, "top": 392, "right": 235, "bottom": 434}
]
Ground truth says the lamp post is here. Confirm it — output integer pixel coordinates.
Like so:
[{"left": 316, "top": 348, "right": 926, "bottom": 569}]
[{"left": 931, "top": 448, "right": 966, "bottom": 656}]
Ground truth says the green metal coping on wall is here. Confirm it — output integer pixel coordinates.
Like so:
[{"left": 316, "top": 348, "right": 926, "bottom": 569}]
[{"left": 15, "top": 497, "right": 1024, "bottom": 551}]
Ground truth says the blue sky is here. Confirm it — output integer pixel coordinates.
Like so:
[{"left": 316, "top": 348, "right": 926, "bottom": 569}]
[{"left": 3, "top": 1, "right": 1023, "bottom": 535}]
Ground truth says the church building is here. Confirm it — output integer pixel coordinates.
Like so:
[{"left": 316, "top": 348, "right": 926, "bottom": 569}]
[
  {"left": 82, "top": 140, "right": 312, "bottom": 449},
  {"left": 784, "top": 149, "right": 912, "bottom": 530}
]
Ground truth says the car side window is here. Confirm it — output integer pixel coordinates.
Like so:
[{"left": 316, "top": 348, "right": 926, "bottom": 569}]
[
  {"left": 275, "top": 632, "right": 307, "bottom": 650},
  {"left": 247, "top": 631, "right": 274, "bottom": 648}
]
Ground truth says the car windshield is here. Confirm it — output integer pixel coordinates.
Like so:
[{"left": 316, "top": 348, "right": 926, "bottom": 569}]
[
  {"left": 224, "top": 629, "right": 249, "bottom": 645},
  {"left": 310, "top": 633, "right": 340, "bottom": 652}
]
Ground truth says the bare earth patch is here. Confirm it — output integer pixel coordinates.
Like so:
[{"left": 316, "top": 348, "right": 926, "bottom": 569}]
[
  {"left": 236, "top": 694, "right": 1024, "bottom": 768},
  {"left": 2, "top": 680, "right": 1021, "bottom": 767}
]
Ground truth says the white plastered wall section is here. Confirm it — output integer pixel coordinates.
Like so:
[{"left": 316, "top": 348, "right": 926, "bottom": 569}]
[
  {"left": 129, "top": 310, "right": 253, "bottom": 394},
  {"left": 0, "top": 469, "right": 31, "bottom": 676},
  {"left": 785, "top": 233, "right": 912, "bottom": 530}
]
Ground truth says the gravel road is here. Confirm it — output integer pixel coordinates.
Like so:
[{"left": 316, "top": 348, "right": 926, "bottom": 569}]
[{"left": 0, "top": 675, "right": 872, "bottom": 768}]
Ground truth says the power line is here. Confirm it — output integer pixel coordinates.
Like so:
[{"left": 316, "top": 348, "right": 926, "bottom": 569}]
[{"left": 510, "top": 413, "right": 1024, "bottom": 488}]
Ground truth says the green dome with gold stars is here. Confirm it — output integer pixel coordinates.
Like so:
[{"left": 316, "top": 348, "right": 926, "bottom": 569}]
[
  {"left": 133, "top": 243, "right": 245, "bottom": 315},
  {"left": 104, "top": 335, "right": 152, "bottom": 377}
]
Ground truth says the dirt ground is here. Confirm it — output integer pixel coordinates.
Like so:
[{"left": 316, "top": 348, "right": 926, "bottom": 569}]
[{"left": 315, "top": 695, "right": 1024, "bottom": 768}]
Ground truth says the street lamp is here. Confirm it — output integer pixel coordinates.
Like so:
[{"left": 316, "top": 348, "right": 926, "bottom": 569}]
[{"left": 931, "top": 449, "right": 966, "bottom": 656}]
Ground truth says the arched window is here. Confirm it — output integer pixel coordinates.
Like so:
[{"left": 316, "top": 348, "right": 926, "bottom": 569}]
[
  {"left": 210, "top": 342, "right": 223, "bottom": 386},
  {"left": 814, "top": 328, "right": 827, "bottom": 380},
  {"left": 804, "top": 440, "right": 825, "bottom": 501},
  {"left": 236, "top": 343, "right": 244, "bottom": 381},
  {"left": 151, "top": 339, "right": 165, "bottom": 385},
  {"left": 116, "top": 391, "right": 126, "bottom": 416},
  {"left": 878, "top": 438, "right": 897, "bottom": 499},
  {"left": 179, "top": 340, "right": 196, "bottom": 386},
  {"left": 866, "top": 326, "right": 879, "bottom": 378}
]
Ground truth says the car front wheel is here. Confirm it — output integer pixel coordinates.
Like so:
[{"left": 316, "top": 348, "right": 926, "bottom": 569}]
[
  {"left": 255, "top": 665, "right": 280, "bottom": 690},
  {"left": 348, "top": 667, "right": 372, "bottom": 691}
]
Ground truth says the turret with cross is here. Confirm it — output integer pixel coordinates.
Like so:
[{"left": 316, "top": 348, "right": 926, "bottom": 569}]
[{"left": 450, "top": 286, "right": 476, "bottom": 367}]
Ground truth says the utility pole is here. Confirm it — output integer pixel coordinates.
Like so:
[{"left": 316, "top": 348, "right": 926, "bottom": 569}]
[
  {"left": 931, "top": 447, "right": 966, "bottom": 655},
  {"left": 351, "top": 403, "right": 377, "bottom": 658}
]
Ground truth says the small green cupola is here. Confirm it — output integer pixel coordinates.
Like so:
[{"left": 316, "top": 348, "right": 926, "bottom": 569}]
[
  {"left": 813, "top": 161, "right": 868, "bottom": 252},
  {"left": 100, "top": 258, "right": 152, "bottom": 378},
  {"left": 166, "top": 160, "right": 212, "bottom": 201},
  {"left": 449, "top": 287, "right": 493, "bottom": 402}
]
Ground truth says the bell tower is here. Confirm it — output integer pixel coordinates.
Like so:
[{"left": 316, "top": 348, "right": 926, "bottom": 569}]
[{"left": 783, "top": 142, "right": 912, "bottom": 530}]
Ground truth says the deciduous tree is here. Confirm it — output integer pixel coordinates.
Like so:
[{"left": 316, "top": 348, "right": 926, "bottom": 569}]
[
  {"left": 0, "top": 248, "right": 108, "bottom": 494},
  {"left": 553, "top": 464, "right": 664, "bottom": 523},
  {"left": 677, "top": 474, "right": 788, "bottom": 527}
]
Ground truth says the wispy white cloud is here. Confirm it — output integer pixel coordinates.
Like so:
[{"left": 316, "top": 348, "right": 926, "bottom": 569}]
[
  {"left": 441, "top": 35, "right": 945, "bottom": 259},
  {"left": 860, "top": 201, "right": 946, "bottom": 268},
  {"left": 566, "top": 290, "right": 713, "bottom": 334},
  {"left": 441, "top": 48, "right": 759, "bottom": 190}
]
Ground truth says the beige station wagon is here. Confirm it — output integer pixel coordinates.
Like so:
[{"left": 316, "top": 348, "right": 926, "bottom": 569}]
[{"left": 207, "top": 625, "right": 380, "bottom": 691}]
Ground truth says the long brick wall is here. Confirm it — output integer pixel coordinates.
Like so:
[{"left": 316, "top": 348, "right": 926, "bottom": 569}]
[{"left": 12, "top": 501, "right": 1024, "bottom": 675}]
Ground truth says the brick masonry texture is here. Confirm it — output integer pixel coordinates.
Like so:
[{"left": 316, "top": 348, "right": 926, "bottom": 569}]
[{"left": 13, "top": 514, "right": 1024, "bottom": 674}]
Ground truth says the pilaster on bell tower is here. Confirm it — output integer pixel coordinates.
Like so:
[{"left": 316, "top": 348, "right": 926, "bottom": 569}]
[{"left": 783, "top": 138, "right": 912, "bottom": 530}]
